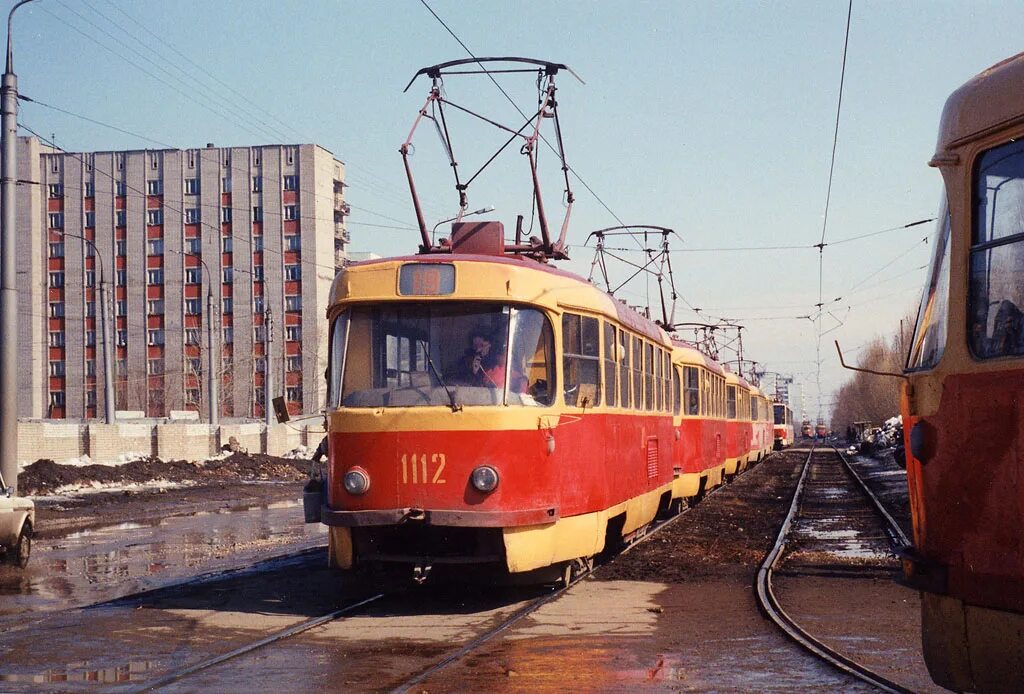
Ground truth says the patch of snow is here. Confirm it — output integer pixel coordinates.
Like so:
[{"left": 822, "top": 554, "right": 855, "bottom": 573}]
[
  {"left": 282, "top": 446, "right": 312, "bottom": 460},
  {"left": 46, "top": 478, "right": 197, "bottom": 497}
]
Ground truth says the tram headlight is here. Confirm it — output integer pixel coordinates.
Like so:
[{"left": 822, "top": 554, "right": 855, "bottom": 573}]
[
  {"left": 470, "top": 465, "right": 499, "bottom": 493},
  {"left": 343, "top": 467, "right": 370, "bottom": 495}
]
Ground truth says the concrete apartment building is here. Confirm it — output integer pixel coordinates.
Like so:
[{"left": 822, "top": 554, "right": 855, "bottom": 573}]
[{"left": 13, "top": 137, "right": 348, "bottom": 421}]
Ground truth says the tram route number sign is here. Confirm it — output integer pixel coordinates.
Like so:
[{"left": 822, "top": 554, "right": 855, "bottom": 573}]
[
  {"left": 401, "top": 453, "right": 447, "bottom": 484},
  {"left": 398, "top": 263, "right": 455, "bottom": 296}
]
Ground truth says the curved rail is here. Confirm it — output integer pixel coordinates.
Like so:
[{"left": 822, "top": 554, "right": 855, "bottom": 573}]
[{"left": 755, "top": 446, "right": 914, "bottom": 693}]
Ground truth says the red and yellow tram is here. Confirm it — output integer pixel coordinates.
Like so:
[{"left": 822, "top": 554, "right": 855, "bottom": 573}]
[
  {"left": 319, "top": 223, "right": 764, "bottom": 581},
  {"left": 902, "top": 51, "right": 1024, "bottom": 692},
  {"left": 771, "top": 402, "right": 794, "bottom": 449}
]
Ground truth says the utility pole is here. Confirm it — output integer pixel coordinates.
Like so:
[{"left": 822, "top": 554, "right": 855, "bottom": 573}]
[
  {"left": 264, "top": 306, "right": 273, "bottom": 426},
  {"left": 206, "top": 287, "right": 218, "bottom": 427},
  {"left": 61, "top": 232, "right": 114, "bottom": 423},
  {"left": 0, "top": 0, "right": 35, "bottom": 494}
]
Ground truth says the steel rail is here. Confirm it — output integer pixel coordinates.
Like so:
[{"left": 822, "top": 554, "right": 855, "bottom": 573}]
[
  {"left": 755, "top": 446, "right": 914, "bottom": 693},
  {"left": 833, "top": 446, "right": 911, "bottom": 548},
  {"left": 129, "top": 592, "right": 385, "bottom": 693}
]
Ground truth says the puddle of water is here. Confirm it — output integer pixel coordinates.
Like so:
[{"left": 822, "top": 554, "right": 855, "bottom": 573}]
[
  {"left": 0, "top": 497, "right": 325, "bottom": 617},
  {"left": 792, "top": 518, "right": 896, "bottom": 562},
  {"left": 0, "top": 660, "right": 155, "bottom": 684}
]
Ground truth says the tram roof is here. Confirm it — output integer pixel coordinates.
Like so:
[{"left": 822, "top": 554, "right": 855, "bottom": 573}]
[
  {"left": 935, "top": 51, "right": 1024, "bottom": 155},
  {"left": 335, "top": 253, "right": 670, "bottom": 343}
]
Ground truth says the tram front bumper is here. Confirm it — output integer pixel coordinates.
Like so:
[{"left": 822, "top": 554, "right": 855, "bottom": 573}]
[{"left": 321, "top": 505, "right": 559, "bottom": 528}]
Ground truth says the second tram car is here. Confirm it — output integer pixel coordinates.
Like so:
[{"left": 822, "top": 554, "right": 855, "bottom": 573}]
[
  {"left": 771, "top": 402, "right": 794, "bottom": 449},
  {"left": 902, "top": 51, "right": 1024, "bottom": 692}
]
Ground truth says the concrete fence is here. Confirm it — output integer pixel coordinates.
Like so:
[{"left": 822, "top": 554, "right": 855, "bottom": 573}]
[{"left": 16, "top": 420, "right": 323, "bottom": 466}]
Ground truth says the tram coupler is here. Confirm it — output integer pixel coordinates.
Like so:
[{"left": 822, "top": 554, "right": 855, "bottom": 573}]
[{"left": 412, "top": 563, "right": 432, "bottom": 584}]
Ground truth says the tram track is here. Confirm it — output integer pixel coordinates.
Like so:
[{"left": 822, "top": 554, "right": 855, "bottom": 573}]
[{"left": 755, "top": 446, "right": 914, "bottom": 693}]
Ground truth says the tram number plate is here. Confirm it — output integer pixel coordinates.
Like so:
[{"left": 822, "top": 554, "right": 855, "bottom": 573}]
[{"left": 400, "top": 453, "right": 447, "bottom": 484}]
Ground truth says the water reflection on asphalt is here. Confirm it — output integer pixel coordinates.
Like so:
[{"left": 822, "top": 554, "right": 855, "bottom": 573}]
[{"left": 0, "top": 497, "right": 325, "bottom": 618}]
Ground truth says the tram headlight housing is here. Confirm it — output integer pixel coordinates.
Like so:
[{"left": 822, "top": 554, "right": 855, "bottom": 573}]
[
  {"left": 470, "top": 465, "right": 499, "bottom": 493},
  {"left": 343, "top": 467, "right": 370, "bottom": 495}
]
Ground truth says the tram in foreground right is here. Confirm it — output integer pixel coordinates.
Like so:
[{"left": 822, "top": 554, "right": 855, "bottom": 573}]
[{"left": 902, "top": 51, "right": 1024, "bottom": 693}]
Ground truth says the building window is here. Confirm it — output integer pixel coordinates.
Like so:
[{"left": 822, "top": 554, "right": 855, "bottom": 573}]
[
  {"left": 116, "top": 239, "right": 127, "bottom": 256},
  {"left": 49, "top": 391, "right": 65, "bottom": 408},
  {"left": 255, "top": 356, "right": 266, "bottom": 373},
  {"left": 115, "top": 181, "right": 126, "bottom": 196},
  {"left": 49, "top": 302, "right": 64, "bottom": 318},
  {"left": 185, "top": 268, "right": 201, "bottom": 284},
  {"left": 222, "top": 236, "right": 233, "bottom": 253},
  {"left": 184, "top": 177, "right": 199, "bottom": 195},
  {"left": 185, "top": 299, "right": 201, "bottom": 315},
  {"left": 283, "top": 174, "right": 298, "bottom": 191},
  {"left": 187, "top": 357, "right": 201, "bottom": 373},
  {"left": 221, "top": 207, "right": 232, "bottom": 223},
  {"left": 253, "top": 206, "right": 263, "bottom": 223},
  {"left": 253, "top": 235, "right": 264, "bottom": 251},
  {"left": 286, "top": 386, "right": 302, "bottom": 402},
  {"left": 222, "top": 297, "right": 233, "bottom": 314},
  {"left": 285, "top": 235, "right": 300, "bottom": 251},
  {"left": 147, "top": 209, "right": 163, "bottom": 226},
  {"left": 286, "top": 355, "right": 302, "bottom": 372},
  {"left": 85, "top": 242, "right": 95, "bottom": 258},
  {"left": 146, "top": 180, "right": 163, "bottom": 195},
  {"left": 185, "top": 388, "right": 200, "bottom": 404},
  {"left": 115, "top": 270, "right": 126, "bottom": 287},
  {"left": 254, "top": 295, "right": 264, "bottom": 313},
  {"left": 86, "top": 360, "right": 95, "bottom": 377},
  {"left": 147, "top": 299, "right": 164, "bottom": 315},
  {"left": 284, "top": 264, "right": 300, "bottom": 281},
  {"left": 116, "top": 300, "right": 126, "bottom": 316},
  {"left": 185, "top": 328, "right": 200, "bottom": 345},
  {"left": 116, "top": 211, "right": 127, "bottom": 227},
  {"left": 252, "top": 175, "right": 262, "bottom": 192},
  {"left": 253, "top": 266, "right": 264, "bottom": 281},
  {"left": 48, "top": 212, "right": 64, "bottom": 229},
  {"left": 85, "top": 330, "right": 95, "bottom": 347},
  {"left": 85, "top": 270, "right": 95, "bottom": 287},
  {"left": 223, "top": 327, "right": 233, "bottom": 344},
  {"left": 285, "top": 326, "right": 301, "bottom": 341},
  {"left": 84, "top": 211, "right": 95, "bottom": 228},
  {"left": 147, "top": 358, "right": 164, "bottom": 375},
  {"left": 148, "top": 329, "right": 164, "bottom": 346},
  {"left": 47, "top": 183, "right": 62, "bottom": 198},
  {"left": 116, "top": 358, "right": 128, "bottom": 374},
  {"left": 185, "top": 208, "right": 199, "bottom": 224},
  {"left": 49, "top": 271, "right": 64, "bottom": 288},
  {"left": 85, "top": 301, "right": 95, "bottom": 317},
  {"left": 223, "top": 267, "right": 233, "bottom": 283},
  {"left": 222, "top": 176, "right": 231, "bottom": 193},
  {"left": 147, "top": 268, "right": 164, "bottom": 284},
  {"left": 49, "top": 331, "right": 65, "bottom": 347},
  {"left": 147, "top": 238, "right": 164, "bottom": 255},
  {"left": 84, "top": 181, "right": 94, "bottom": 197},
  {"left": 283, "top": 205, "right": 298, "bottom": 221},
  {"left": 85, "top": 390, "right": 96, "bottom": 408},
  {"left": 285, "top": 295, "right": 301, "bottom": 312},
  {"left": 253, "top": 326, "right": 265, "bottom": 342},
  {"left": 49, "top": 360, "right": 65, "bottom": 377},
  {"left": 186, "top": 237, "right": 201, "bottom": 254},
  {"left": 48, "top": 242, "right": 64, "bottom": 258}
]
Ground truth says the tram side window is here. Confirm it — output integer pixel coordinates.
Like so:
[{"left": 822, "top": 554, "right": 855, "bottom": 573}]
[
  {"left": 726, "top": 385, "right": 737, "bottom": 419},
  {"left": 562, "top": 313, "right": 601, "bottom": 407},
  {"left": 632, "top": 337, "right": 643, "bottom": 411},
  {"left": 603, "top": 322, "right": 618, "bottom": 407},
  {"left": 908, "top": 207, "right": 951, "bottom": 369},
  {"left": 619, "top": 332, "right": 631, "bottom": 408},
  {"left": 654, "top": 348, "right": 663, "bottom": 411},
  {"left": 672, "top": 365, "right": 681, "bottom": 415},
  {"left": 663, "top": 353, "right": 671, "bottom": 411},
  {"left": 327, "top": 312, "right": 350, "bottom": 409},
  {"left": 644, "top": 343, "right": 655, "bottom": 411},
  {"left": 751, "top": 395, "right": 759, "bottom": 422},
  {"left": 969, "top": 140, "right": 1024, "bottom": 359},
  {"left": 684, "top": 366, "right": 699, "bottom": 415}
]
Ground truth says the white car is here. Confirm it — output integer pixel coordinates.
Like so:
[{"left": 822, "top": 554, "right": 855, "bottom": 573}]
[{"left": 0, "top": 482, "right": 33, "bottom": 568}]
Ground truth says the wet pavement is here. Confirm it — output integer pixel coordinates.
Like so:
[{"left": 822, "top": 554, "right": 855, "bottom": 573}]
[{"left": 0, "top": 491, "right": 325, "bottom": 620}]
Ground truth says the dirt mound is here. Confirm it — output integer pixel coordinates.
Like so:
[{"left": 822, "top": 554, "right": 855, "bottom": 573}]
[{"left": 19, "top": 453, "right": 310, "bottom": 496}]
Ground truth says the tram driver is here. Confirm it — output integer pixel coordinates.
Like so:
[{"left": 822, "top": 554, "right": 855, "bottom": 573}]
[{"left": 449, "top": 329, "right": 528, "bottom": 393}]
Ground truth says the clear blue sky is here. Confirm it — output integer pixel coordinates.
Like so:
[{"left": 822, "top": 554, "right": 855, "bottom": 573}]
[{"left": 12, "top": 0, "right": 1024, "bottom": 419}]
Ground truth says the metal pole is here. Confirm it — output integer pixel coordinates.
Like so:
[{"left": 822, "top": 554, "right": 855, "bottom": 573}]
[
  {"left": 99, "top": 279, "right": 114, "bottom": 423},
  {"left": 206, "top": 288, "right": 218, "bottom": 427},
  {"left": 264, "top": 306, "right": 273, "bottom": 426},
  {"left": 0, "top": 1, "right": 33, "bottom": 494}
]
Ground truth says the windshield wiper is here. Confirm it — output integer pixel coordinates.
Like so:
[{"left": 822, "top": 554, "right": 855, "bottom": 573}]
[{"left": 421, "top": 342, "right": 461, "bottom": 412}]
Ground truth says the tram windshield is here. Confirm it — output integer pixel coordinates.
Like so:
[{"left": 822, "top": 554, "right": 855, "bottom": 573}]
[
  {"left": 773, "top": 404, "right": 787, "bottom": 425},
  {"left": 328, "top": 302, "right": 555, "bottom": 408},
  {"left": 907, "top": 201, "right": 951, "bottom": 370}
]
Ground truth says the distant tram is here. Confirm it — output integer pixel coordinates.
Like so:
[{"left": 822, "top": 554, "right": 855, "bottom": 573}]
[
  {"left": 902, "top": 51, "right": 1024, "bottom": 692},
  {"left": 771, "top": 402, "right": 793, "bottom": 449}
]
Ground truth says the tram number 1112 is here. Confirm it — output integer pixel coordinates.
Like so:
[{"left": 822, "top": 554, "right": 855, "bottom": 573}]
[{"left": 400, "top": 453, "right": 447, "bottom": 484}]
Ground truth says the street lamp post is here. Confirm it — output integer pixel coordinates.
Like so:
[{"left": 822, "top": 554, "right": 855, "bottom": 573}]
[
  {"left": 0, "top": 0, "right": 36, "bottom": 495},
  {"left": 60, "top": 231, "right": 115, "bottom": 424},
  {"left": 430, "top": 206, "right": 495, "bottom": 245},
  {"left": 169, "top": 249, "right": 218, "bottom": 426}
]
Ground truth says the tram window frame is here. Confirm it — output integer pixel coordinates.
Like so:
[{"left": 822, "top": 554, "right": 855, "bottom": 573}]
[
  {"left": 967, "top": 139, "right": 1024, "bottom": 360},
  {"left": 672, "top": 365, "right": 681, "bottom": 416},
  {"left": 684, "top": 366, "right": 699, "bottom": 415},
  {"left": 619, "top": 332, "right": 631, "bottom": 408},
  {"left": 654, "top": 347, "right": 663, "bottom": 411},
  {"left": 727, "top": 385, "right": 737, "bottom": 419},
  {"left": 632, "top": 336, "right": 643, "bottom": 411},
  {"left": 907, "top": 205, "right": 951, "bottom": 370},
  {"left": 562, "top": 312, "right": 601, "bottom": 408},
  {"left": 603, "top": 321, "right": 618, "bottom": 407},
  {"left": 327, "top": 311, "right": 350, "bottom": 409},
  {"left": 644, "top": 343, "right": 655, "bottom": 411}
]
